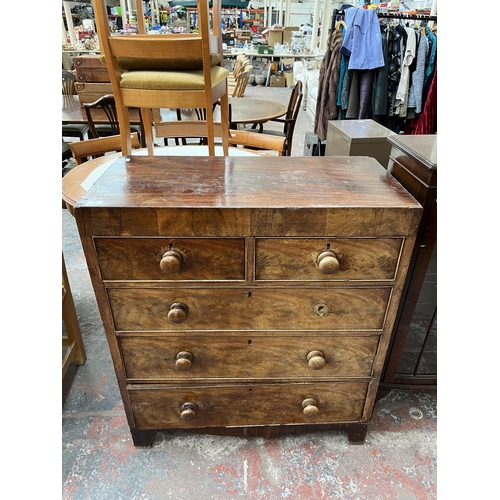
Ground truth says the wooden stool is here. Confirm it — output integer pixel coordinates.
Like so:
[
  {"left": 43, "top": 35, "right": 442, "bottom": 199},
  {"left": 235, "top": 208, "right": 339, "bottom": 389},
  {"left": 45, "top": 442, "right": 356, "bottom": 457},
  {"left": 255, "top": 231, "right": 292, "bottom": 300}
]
[{"left": 62, "top": 253, "right": 86, "bottom": 378}]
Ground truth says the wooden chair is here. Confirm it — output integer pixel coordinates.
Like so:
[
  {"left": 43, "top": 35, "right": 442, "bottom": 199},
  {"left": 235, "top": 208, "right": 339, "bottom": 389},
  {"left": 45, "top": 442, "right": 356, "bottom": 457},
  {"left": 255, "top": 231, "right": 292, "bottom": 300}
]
[
  {"left": 250, "top": 81, "right": 303, "bottom": 156},
  {"left": 69, "top": 133, "right": 141, "bottom": 165},
  {"left": 62, "top": 70, "right": 90, "bottom": 141},
  {"left": 93, "top": 0, "right": 230, "bottom": 156},
  {"left": 154, "top": 120, "right": 286, "bottom": 156},
  {"left": 83, "top": 94, "right": 145, "bottom": 146},
  {"left": 229, "top": 68, "right": 252, "bottom": 98},
  {"left": 62, "top": 253, "right": 86, "bottom": 379}
]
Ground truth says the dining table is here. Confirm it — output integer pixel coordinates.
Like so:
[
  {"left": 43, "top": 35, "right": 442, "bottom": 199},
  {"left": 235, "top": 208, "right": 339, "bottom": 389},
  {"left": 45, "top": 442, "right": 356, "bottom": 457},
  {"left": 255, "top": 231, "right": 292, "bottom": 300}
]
[
  {"left": 62, "top": 145, "right": 262, "bottom": 216},
  {"left": 63, "top": 95, "right": 287, "bottom": 129}
]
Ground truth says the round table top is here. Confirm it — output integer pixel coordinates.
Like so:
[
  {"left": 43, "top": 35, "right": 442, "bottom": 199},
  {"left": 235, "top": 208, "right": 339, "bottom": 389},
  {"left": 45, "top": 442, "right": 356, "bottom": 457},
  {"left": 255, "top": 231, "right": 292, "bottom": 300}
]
[
  {"left": 62, "top": 145, "right": 259, "bottom": 216},
  {"left": 228, "top": 97, "right": 287, "bottom": 124}
]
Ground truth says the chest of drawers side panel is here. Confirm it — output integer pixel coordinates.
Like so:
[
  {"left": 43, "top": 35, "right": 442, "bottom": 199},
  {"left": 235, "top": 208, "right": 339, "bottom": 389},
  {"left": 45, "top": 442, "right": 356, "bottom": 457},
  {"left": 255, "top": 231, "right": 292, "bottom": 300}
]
[
  {"left": 361, "top": 234, "right": 418, "bottom": 421},
  {"left": 76, "top": 232, "right": 137, "bottom": 428}
]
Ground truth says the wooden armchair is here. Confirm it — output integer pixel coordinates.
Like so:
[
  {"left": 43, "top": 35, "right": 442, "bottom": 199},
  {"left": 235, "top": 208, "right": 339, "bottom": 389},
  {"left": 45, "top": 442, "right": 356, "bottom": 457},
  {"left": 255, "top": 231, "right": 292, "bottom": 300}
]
[
  {"left": 83, "top": 94, "right": 145, "bottom": 146},
  {"left": 93, "top": 0, "right": 230, "bottom": 156},
  {"left": 251, "top": 81, "right": 303, "bottom": 156},
  {"left": 69, "top": 133, "right": 141, "bottom": 165},
  {"left": 62, "top": 71, "right": 89, "bottom": 141}
]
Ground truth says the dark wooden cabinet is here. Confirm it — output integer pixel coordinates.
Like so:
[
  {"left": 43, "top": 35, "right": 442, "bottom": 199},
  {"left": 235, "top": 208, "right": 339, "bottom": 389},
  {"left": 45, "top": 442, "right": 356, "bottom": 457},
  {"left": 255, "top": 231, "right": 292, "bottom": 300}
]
[
  {"left": 381, "top": 135, "right": 437, "bottom": 388},
  {"left": 74, "top": 155, "right": 421, "bottom": 446}
]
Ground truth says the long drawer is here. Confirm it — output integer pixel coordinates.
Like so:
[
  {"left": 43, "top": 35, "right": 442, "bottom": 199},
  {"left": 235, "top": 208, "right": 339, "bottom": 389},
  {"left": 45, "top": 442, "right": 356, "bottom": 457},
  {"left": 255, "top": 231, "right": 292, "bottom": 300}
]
[
  {"left": 108, "top": 287, "right": 392, "bottom": 331},
  {"left": 128, "top": 381, "right": 368, "bottom": 429},
  {"left": 255, "top": 238, "right": 403, "bottom": 281},
  {"left": 94, "top": 238, "right": 246, "bottom": 281},
  {"left": 120, "top": 334, "right": 380, "bottom": 380}
]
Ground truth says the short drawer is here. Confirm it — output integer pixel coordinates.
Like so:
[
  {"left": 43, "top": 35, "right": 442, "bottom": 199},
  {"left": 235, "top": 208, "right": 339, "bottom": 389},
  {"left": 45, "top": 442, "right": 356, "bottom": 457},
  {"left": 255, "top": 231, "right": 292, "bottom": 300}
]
[
  {"left": 94, "top": 237, "right": 246, "bottom": 281},
  {"left": 108, "top": 286, "right": 391, "bottom": 331},
  {"left": 255, "top": 238, "right": 403, "bottom": 281},
  {"left": 128, "top": 381, "right": 368, "bottom": 429},
  {"left": 120, "top": 334, "right": 379, "bottom": 380}
]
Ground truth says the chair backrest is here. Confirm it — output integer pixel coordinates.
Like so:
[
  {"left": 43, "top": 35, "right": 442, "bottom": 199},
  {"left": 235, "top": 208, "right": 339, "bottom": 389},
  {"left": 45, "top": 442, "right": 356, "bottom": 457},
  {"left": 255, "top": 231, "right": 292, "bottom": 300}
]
[
  {"left": 62, "top": 71, "right": 77, "bottom": 96},
  {"left": 94, "top": 0, "right": 224, "bottom": 86},
  {"left": 83, "top": 94, "right": 120, "bottom": 138},
  {"left": 232, "top": 69, "right": 251, "bottom": 98},
  {"left": 280, "top": 80, "right": 303, "bottom": 155},
  {"left": 284, "top": 80, "right": 303, "bottom": 133},
  {"left": 93, "top": 0, "right": 229, "bottom": 156},
  {"left": 69, "top": 133, "right": 141, "bottom": 165}
]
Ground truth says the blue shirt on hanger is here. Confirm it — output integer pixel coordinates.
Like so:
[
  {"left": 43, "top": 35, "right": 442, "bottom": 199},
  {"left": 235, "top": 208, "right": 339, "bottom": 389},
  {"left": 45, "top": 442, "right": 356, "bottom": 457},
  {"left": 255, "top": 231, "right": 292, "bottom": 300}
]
[{"left": 340, "top": 8, "right": 385, "bottom": 70}]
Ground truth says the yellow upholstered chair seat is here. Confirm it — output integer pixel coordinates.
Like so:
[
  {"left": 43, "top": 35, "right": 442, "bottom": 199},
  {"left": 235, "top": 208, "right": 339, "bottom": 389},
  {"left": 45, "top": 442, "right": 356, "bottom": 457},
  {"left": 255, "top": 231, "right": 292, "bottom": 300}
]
[{"left": 120, "top": 66, "right": 229, "bottom": 91}]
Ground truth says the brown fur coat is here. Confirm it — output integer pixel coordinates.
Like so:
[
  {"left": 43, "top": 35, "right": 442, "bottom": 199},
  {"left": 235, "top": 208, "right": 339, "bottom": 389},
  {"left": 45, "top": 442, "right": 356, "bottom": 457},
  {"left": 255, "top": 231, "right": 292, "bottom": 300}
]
[{"left": 314, "top": 28, "right": 343, "bottom": 141}]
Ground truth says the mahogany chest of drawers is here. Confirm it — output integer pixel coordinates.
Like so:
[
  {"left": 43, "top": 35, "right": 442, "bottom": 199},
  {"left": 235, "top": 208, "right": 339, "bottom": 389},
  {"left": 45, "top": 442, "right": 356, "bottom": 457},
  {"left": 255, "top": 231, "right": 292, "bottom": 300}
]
[{"left": 74, "top": 155, "right": 421, "bottom": 447}]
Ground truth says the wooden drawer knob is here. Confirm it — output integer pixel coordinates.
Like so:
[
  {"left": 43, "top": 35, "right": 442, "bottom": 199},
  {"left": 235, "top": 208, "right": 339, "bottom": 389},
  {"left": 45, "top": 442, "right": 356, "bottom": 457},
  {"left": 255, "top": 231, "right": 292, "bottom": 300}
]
[
  {"left": 160, "top": 250, "right": 183, "bottom": 274},
  {"left": 302, "top": 398, "right": 319, "bottom": 417},
  {"left": 175, "top": 351, "right": 193, "bottom": 371},
  {"left": 307, "top": 350, "right": 326, "bottom": 370},
  {"left": 317, "top": 250, "right": 340, "bottom": 274},
  {"left": 168, "top": 302, "right": 188, "bottom": 324},
  {"left": 180, "top": 402, "right": 198, "bottom": 422}
]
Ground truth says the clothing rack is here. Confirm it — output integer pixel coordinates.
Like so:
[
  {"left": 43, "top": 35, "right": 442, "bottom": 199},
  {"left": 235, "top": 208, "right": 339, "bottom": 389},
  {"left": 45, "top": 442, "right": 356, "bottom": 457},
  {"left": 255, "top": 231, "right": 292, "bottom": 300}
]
[{"left": 331, "top": 9, "right": 438, "bottom": 30}]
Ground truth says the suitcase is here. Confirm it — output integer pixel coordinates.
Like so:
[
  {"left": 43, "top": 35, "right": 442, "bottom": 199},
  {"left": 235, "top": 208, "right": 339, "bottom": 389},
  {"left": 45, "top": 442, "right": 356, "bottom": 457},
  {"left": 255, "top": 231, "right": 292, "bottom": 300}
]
[
  {"left": 303, "top": 132, "right": 325, "bottom": 156},
  {"left": 74, "top": 82, "right": 113, "bottom": 106},
  {"left": 74, "top": 55, "right": 111, "bottom": 83}
]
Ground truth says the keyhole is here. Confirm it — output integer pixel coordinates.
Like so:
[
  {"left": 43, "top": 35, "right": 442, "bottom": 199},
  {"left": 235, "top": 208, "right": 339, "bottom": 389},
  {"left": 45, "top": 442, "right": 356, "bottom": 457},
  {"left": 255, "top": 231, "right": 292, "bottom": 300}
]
[
  {"left": 248, "top": 340, "right": 252, "bottom": 346},
  {"left": 326, "top": 243, "right": 331, "bottom": 250},
  {"left": 169, "top": 243, "right": 174, "bottom": 250},
  {"left": 247, "top": 292, "right": 252, "bottom": 298}
]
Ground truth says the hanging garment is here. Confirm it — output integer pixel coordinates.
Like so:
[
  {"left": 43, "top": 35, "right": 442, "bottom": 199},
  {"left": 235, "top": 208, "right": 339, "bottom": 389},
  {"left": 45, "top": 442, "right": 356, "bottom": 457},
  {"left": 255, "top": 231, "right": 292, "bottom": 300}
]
[
  {"left": 422, "top": 26, "right": 437, "bottom": 103},
  {"left": 413, "top": 59, "right": 437, "bottom": 134},
  {"left": 314, "top": 28, "right": 343, "bottom": 141},
  {"left": 358, "top": 70, "right": 375, "bottom": 119},
  {"left": 387, "top": 24, "right": 405, "bottom": 117},
  {"left": 394, "top": 27, "right": 416, "bottom": 117},
  {"left": 345, "top": 70, "right": 360, "bottom": 119},
  {"left": 336, "top": 25, "right": 348, "bottom": 107},
  {"left": 407, "top": 32, "right": 429, "bottom": 114},
  {"left": 372, "top": 26, "right": 389, "bottom": 116},
  {"left": 340, "top": 7, "right": 385, "bottom": 70}
]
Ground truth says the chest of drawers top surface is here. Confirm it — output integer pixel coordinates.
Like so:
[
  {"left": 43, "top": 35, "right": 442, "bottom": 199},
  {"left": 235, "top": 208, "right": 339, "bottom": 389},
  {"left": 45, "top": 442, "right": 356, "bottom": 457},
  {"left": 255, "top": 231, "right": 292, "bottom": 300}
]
[
  {"left": 75, "top": 156, "right": 421, "bottom": 237},
  {"left": 388, "top": 134, "right": 437, "bottom": 171}
]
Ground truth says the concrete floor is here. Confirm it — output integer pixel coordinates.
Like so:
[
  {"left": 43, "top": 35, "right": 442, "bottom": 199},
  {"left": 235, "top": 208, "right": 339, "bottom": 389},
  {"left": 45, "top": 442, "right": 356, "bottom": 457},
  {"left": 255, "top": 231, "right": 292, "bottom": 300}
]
[{"left": 62, "top": 85, "right": 437, "bottom": 499}]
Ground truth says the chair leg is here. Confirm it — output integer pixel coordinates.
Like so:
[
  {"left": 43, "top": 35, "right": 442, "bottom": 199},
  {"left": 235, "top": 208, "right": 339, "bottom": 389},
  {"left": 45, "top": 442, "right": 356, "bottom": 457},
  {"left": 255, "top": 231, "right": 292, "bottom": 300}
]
[
  {"left": 140, "top": 108, "right": 154, "bottom": 155},
  {"left": 219, "top": 93, "right": 230, "bottom": 156},
  {"left": 117, "top": 105, "right": 132, "bottom": 155},
  {"left": 62, "top": 254, "right": 86, "bottom": 379}
]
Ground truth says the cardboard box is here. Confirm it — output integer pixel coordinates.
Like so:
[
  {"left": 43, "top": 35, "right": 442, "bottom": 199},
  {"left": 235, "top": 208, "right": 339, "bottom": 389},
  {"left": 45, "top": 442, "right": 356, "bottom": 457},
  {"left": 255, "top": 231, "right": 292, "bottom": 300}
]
[
  {"left": 267, "top": 29, "right": 283, "bottom": 47},
  {"left": 270, "top": 74, "right": 286, "bottom": 87},
  {"left": 283, "top": 26, "right": 300, "bottom": 45}
]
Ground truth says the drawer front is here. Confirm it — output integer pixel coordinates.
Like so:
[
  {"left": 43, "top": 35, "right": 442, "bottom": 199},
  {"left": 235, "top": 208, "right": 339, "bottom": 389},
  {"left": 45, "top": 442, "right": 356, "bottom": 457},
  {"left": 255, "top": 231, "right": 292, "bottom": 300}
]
[
  {"left": 120, "top": 335, "right": 379, "bottom": 380},
  {"left": 94, "top": 238, "right": 246, "bottom": 281},
  {"left": 255, "top": 238, "right": 403, "bottom": 281},
  {"left": 129, "top": 381, "right": 368, "bottom": 429},
  {"left": 108, "top": 287, "right": 391, "bottom": 331}
]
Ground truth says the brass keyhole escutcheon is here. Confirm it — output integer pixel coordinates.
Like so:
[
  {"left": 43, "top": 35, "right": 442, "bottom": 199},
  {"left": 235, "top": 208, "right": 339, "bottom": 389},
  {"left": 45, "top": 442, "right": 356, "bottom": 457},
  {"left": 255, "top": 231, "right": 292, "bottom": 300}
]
[{"left": 314, "top": 303, "right": 329, "bottom": 316}]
